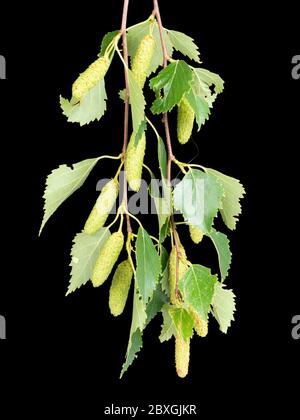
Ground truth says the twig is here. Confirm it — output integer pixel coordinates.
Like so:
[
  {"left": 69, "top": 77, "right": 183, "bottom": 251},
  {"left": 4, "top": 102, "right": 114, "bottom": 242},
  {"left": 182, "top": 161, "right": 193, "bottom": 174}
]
[
  {"left": 153, "top": 0, "right": 181, "bottom": 300},
  {"left": 153, "top": 0, "right": 174, "bottom": 182},
  {"left": 120, "top": 0, "right": 132, "bottom": 233}
]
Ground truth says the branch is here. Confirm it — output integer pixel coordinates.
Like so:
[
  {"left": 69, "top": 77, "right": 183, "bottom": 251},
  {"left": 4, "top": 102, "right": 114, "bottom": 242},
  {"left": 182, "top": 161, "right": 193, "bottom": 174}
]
[
  {"left": 120, "top": 0, "right": 132, "bottom": 233},
  {"left": 153, "top": 0, "right": 181, "bottom": 300},
  {"left": 153, "top": 0, "right": 174, "bottom": 182}
]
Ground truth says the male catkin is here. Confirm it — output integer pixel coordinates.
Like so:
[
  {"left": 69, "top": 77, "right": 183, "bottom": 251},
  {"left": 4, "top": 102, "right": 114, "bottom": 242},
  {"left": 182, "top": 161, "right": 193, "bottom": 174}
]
[
  {"left": 177, "top": 96, "right": 195, "bottom": 144},
  {"left": 125, "top": 133, "right": 146, "bottom": 192},
  {"left": 84, "top": 179, "right": 119, "bottom": 235},
  {"left": 189, "top": 225, "right": 203, "bottom": 244},
  {"left": 190, "top": 307, "right": 208, "bottom": 337},
  {"left": 132, "top": 34, "right": 155, "bottom": 88},
  {"left": 169, "top": 245, "right": 189, "bottom": 304},
  {"left": 91, "top": 231, "right": 124, "bottom": 287},
  {"left": 175, "top": 334, "right": 190, "bottom": 378},
  {"left": 72, "top": 56, "right": 110, "bottom": 101},
  {"left": 109, "top": 260, "right": 133, "bottom": 316}
]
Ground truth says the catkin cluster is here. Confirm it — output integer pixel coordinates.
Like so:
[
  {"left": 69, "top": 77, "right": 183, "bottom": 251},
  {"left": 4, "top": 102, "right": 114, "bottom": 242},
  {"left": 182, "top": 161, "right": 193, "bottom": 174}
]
[
  {"left": 91, "top": 231, "right": 124, "bottom": 287},
  {"left": 125, "top": 133, "right": 146, "bottom": 192},
  {"left": 189, "top": 307, "right": 208, "bottom": 337},
  {"left": 132, "top": 34, "right": 155, "bottom": 88},
  {"left": 177, "top": 96, "right": 195, "bottom": 144},
  {"left": 109, "top": 260, "right": 133, "bottom": 316},
  {"left": 169, "top": 244, "right": 189, "bottom": 304},
  {"left": 175, "top": 334, "right": 190, "bottom": 378},
  {"left": 189, "top": 225, "right": 203, "bottom": 244},
  {"left": 72, "top": 56, "right": 110, "bottom": 101},
  {"left": 169, "top": 236, "right": 209, "bottom": 378},
  {"left": 84, "top": 179, "right": 119, "bottom": 235}
]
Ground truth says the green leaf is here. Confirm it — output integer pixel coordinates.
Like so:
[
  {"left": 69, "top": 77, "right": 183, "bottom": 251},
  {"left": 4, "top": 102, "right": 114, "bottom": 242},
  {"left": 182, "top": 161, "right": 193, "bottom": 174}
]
[
  {"left": 160, "top": 245, "right": 169, "bottom": 272},
  {"left": 121, "top": 268, "right": 167, "bottom": 377},
  {"left": 192, "top": 68, "right": 224, "bottom": 108},
  {"left": 60, "top": 78, "right": 107, "bottom": 126},
  {"left": 120, "top": 283, "right": 147, "bottom": 377},
  {"left": 66, "top": 228, "right": 110, "bottom": 295},
  {"left": 167, "top": 30, "right": 201, "bottom": 63},
  {"left": 205, "top": 168, "right": 245, "bottom": 230},
  {"left": 180, "top": 264, "right": 217, "bottom": 320},
  {"left": 132, "top": 286, "right": 147, "bottom": 331},
  {"left": 150, "top": 60, "right": 193, "bottom": 114},
  {"left": 169, "top": 307, "right": 194, "bottom": 341},
  {"left": 127, "top": 20, "right": 173, "bottom": 77},
  {"left": 191, "top": 71, "right": 213, "bottom": 106},
  {"left": 128, "top": 69, "right": 146, "bottom": 134},
  {"left": 120, "top": 329, "right": 142, "bottom": 378},
  {"left": 159, "top": 304, "right": 177, "bottom": 342},
  {"left": 150, "top": 178, "right": 172, "bottom": 238},
  {"left": 151, "top": 137, "right": 171, "bottom": 242},
  {"left": 161, "top": 255, "right": 169, "bottom": 297},
  {"left": 150, "top": 138, "right": 171, "bottom": 240},
  {"left": 160, "top": 246, "right": 169, "bottom": 296},
  {"left": 150, "top": 22, "right": 173, "bottom": 75},
  {"left": 99, "top": 30, "right": 119, "bottom": 57},
  {"left": 157, "top": 136, "right": 167, "bottom": 179},
  {"left": 185, "top": 88, "right": 210, "bottom": 131},
  {"left": 173, "top": 168, "right": 224, "bottom": 234},
  {"left": 208, "top": 230, "right": 232, "bottom": 281},
  {"left": 133, "top": 120, "right": 147, "bottom": 146},
  {"left": 211, "top": 282, "right": 236, "bottom": 333},
  {"left": 136, "top": 227, "right": 160, "bottom": 303},
  {"left": 127, "top": 21, "right": 150, "bottom": 55},
  {"left": 159, "top": 218, "right": 169, "bottom": 244},
  {"left": 194, "top": 68, "right": 224, "bottom": 96},
  {"left": 118, "top": 88, "right": 126, "bottom": 102},
  {"left": 146, "top": 284, "right": 168, "bottom": 326},
  {"left": 40, "top": 157, "right": 100, "bottom": 234}
]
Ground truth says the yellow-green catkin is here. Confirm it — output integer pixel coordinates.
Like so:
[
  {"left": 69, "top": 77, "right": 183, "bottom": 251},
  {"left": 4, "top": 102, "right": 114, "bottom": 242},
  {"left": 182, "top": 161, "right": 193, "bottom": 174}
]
[
  {"left": 190, "top": 307, "right": 208, "bottom": 337},
  {"left": 189, "top": 225, "right": 203, "bottom": 244},
  {"left": 177, "top": 96, "right": 195, "bottom": 144},
  {"left": 125, "top": 132, "right": 146, "bottom": 192},
  {"left": 175, "top": 334, "right": 190, "bottom": 378},
  {"left": 84, "top": 179, "right": 119, "bottom": 235},
  {"left": 72, "top": 56, "right": 110, "bottom": 101},
  {"left": 132, "top": 34, "right": 155, "bottom": 88},
  {"left": 169, "top": 245, "right": 189, "bottom": 305},
  {"left": 91, "top": 231, "right": 124, "bottom": 287},
  {"left": 109, "top": 260, "right": 133, "bottom": 316}
]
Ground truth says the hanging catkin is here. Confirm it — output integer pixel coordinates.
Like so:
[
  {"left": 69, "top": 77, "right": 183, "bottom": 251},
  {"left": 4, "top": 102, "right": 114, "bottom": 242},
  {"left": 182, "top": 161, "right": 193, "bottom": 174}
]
[
  {"left": 84, "top": 179, "right": 119, "bottom": 235},
  {"left": 189, "top": 225, "right": 203, "bottom": 244},
  {"left": 177, "top": 96, "right": 195, "bottom": 144},
  {"left": 91, "top": 231, "right": 124, "bottom": 287},
  {"left": 109, "top": 260, "right": 133, "bottom": 316},
  {"left": 132, "top": 34, "right": 155, "bottom": 88},
  {"left": 175, "top": 334, "right": 190, "bottom": 378},
  {"left": 125, "top": 133, "right": 146, "bottom": 192},
  {"left": 190, "top": 307, "right": 208, "bottom": 337},
  {"left": 169, "top": 245, "right": 189, "bottom": 304},
  {"left": 72, "top": 56, "right": 110, "bottom": 101}
]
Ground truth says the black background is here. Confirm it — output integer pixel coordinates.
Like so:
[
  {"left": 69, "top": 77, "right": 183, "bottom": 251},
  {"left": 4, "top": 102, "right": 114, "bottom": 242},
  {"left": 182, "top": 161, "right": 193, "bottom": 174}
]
[{"left": 0, "top": 0, "right": 299, "bottom": 416}]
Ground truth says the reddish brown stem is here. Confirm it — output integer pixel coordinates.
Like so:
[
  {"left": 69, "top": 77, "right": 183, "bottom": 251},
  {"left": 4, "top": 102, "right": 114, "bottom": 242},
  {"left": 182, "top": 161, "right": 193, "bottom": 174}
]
[
  {"left": 153, "top": 0, "right": 175, "bottom": 182},
  {"left": 153, "top": 0, "right": 181, "bottom": 299},
  {"left": 120, "top": 0, "right": 132, "bottom": 233}
]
